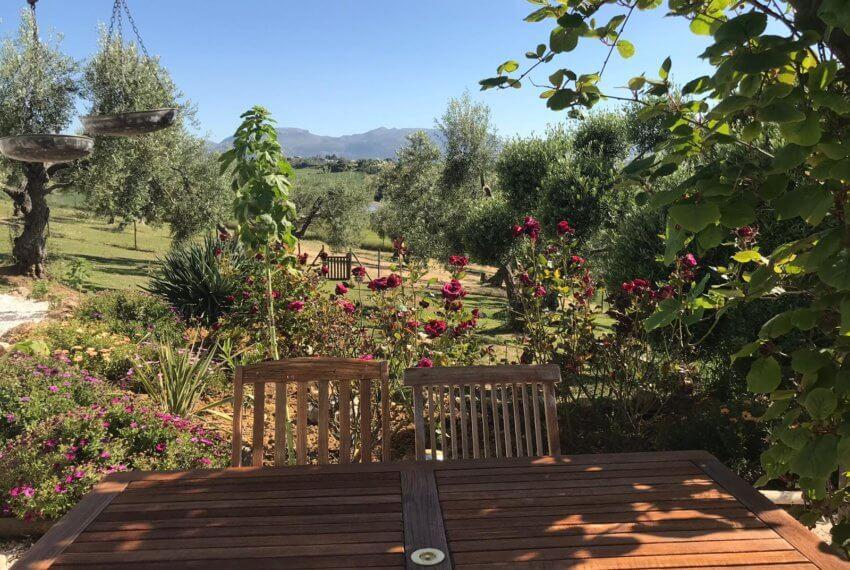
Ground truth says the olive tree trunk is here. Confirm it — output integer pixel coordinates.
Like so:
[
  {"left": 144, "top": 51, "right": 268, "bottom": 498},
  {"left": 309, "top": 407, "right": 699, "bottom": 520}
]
[{"left": 3, "top": 163, "right": 66, "bottom": 279}]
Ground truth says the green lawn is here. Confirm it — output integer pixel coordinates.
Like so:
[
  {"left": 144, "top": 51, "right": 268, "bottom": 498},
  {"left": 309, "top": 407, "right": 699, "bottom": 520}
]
[{"left": 0, "top": 191, "right": 173, "bottom": 290}]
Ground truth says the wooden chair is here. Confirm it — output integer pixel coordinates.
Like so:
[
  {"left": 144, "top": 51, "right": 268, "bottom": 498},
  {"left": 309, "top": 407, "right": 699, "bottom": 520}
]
[
  {"left": 404, "top": 364, "right": 561, "bottom": 461},
  {"left": 231, "top": 357, "right": 391, "bottom": 467}
]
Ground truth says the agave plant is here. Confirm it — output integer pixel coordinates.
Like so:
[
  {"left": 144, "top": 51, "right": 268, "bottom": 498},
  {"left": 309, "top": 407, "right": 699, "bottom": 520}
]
[
  {"left": 133, "top": 343, "right": 228, "bottom": 418},
  {"left": 146, "top": 235, "right": 246, "bottom": 326}
]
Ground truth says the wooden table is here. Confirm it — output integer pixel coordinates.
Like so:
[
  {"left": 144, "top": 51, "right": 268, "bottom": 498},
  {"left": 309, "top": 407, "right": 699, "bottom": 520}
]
[{"left": 15, "top": 451, "right": 846, "bottom": 569}]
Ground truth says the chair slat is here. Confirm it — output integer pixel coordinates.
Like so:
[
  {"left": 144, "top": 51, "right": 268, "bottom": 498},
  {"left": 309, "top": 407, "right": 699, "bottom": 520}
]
[
  {"left": 543, "top": 380, "right": 561, "bottom": 456},
  {"left": 512, "top": 383, "right": 523, "bottom": 458},
  {"left": 480, "top": 383, "right": 490, "bottom": 459},
  {"left": 459, "top": 384, "right": 469, "bottom": 459},
  {"left": 470, "top": 385, "right": 480, "bottom": 459},
  {"left": 381, "top": 374, "right": 391, "bottom": 462},
  {"left": 531, "top": 382, "right": 543, "bottom": 456},
  {"left": 491, "top": 385, "right": 502, "bottom": 458},
  {"left": 438, "top": 386, "right": 447, "bottom": 458},
  {"left": 231, "top": 368, "right": 244, "bottom": 467},
  {"left": 360, "top": 378, "right": 372, "bottom": 463},
  {"left": 522, "top": 383, "right": 533, "bottom": 457},
  {"left": 252, "top": 382, "right": 265, "bottom": 466},
  {"left": 339, "top": 379, "right": 352, "bottom": 463},
  {"left": 318, "top": 382, "right": 329, "bottom": 464},
  {"left": 412, "top": 385, "right": 425, "bottom": 461},
  {"left": 296, "top": 382, "right": 308, "bottom": 465},
  {"left": 274, "top": 382, "right": 288, "bottom": 466},
  {"left": 501, "top": 385, "right": 512, "bottom": 458},
  {"left": 427, "top": 385, "right": 437, "bottom": 461},
  {"left": 448, "top": 386, "right": 458, "bottom": 460}
]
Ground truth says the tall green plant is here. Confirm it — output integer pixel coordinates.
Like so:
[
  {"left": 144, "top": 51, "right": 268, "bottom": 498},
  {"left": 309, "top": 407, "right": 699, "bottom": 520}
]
[
  {"left": 133, "top": 344, "right": 221, "bottom": 418},
  {"left": 483, "top": 0, "right": 850, "bottom": 548},
  {"left": 220, "top": 106, "right": 298, "bottom": 361}
]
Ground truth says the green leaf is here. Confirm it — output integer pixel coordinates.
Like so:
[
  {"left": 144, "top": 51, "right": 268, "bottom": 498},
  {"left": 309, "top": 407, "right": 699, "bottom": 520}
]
[
  {"left": 757, "top": 101, "right": 806, "bottom": 124},
  {"left": 690, "top": 13, "right": 716, "bottom": 35},
  {"left": 771, "top": 144, "right": 811, "bottom": 171},
  {"left": 804, "top": 387, "right": 837, "bottom": 419},
  {"left": 733, "top": 250, "right": 766, "bottom": 264},
  {"left": 747, "top": 356, "right": 781, "bottom": 393},
  {"left": 682, "top": 75, "right": 712, "bottom": 95},
  {"left": 497, "top": 60, "right": 520, "bottom": 74},
  {"left": 790, "top": 435, "right": 838, "bottom": 480},
  {"left": 659, "top": 57, "right": 672, "bottom": 79},
  {"left": 791, "top": 348, "right": 831, "bottom": 375},
  {"left": 759, "top": 311, "right": 794, "bottom": 339},
  {"left": 774, "top": 185, "right": 832, "bottom": 226},
  {"left": 644, "top": 298, "right": 681, "bottom": 332},
  {"left": 731, "top": 340, "right": 762, "bottom": 362},
  {"left": 819, "top": 250, "right": 850, "bottom": 291},
  {"left": 669, "top": 203, "right": 721, "bottom": 233},
  {"left": 714, "top": 11, "right": 767, "bottom": 42},
  {"left": 617, "top": 39, "right": 635, "bottom": 58},
  {"left": 697, "top": 224, "right": 725, "bottom": 250},
  {"left": 550, "top": 26, "right": 580, "bottom": 53},
  {"left": 780, "top": 113, "right": 822, "bottom": 147},
  {"left": 627, "top": 76, "right": 646, "bottom": 90},
  {"left": 710, "top": 95, "right": 751, "bottom": 117}
]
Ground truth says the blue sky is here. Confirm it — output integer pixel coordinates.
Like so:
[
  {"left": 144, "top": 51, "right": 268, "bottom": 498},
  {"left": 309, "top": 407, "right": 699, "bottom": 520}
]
[{"left": 0, "top": 1, "right": 714, "bottom": 142}]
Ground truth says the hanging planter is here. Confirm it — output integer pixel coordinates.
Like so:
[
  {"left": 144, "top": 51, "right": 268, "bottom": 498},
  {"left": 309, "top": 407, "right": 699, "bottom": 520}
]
[
  {"left": 0, "top": 134, "right": 94, "bottom": 163},
  {"left": 0, "top": 0, "right": 93, "bottom": 164},
  {"left": 81, "top": 107, "right": 176, "bottom": 137},
  {"left": 81, "top": 0, "right": 178, "bottom": 138}
]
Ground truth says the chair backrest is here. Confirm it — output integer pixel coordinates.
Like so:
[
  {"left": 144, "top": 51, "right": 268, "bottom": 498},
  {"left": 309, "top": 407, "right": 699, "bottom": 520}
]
[
  {"left": 404, "top": 364, "right": 561, "bottom": 461},
  {"left": 232, "top": 357, "right": 391, "bottom": 467}
]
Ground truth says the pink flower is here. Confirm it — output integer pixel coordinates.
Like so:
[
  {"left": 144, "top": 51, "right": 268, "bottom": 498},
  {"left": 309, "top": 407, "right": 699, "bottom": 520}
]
[
  {"left": 557, "top": 220, "right": 575, "bottom": 236},
  {"left": 271, "top": 290, "right": 281, "bottom": 299},
  {"left": 406, "top": 319, "right": 421, "bottom": 330},
  {"left": 441, "top": 279, "right": 467, "bottom": 301},
  {"left": 320, "top": 265, "right": 329, "bottom": 276},
  {"left": 48, "top": 385, "right": 59, "bottom": 393},
  {"left": 417, "top": 357, "right": 434, "bottom": 368},
  {"left": 448, "top": 255, "right": 469, "bottom": 268},
  {"left": 534, "top": 285, "right": 547, "bottom": 298},
  {"left": 359, "top": 354, "right": 375, "bottom": 361},
  {"left": 339, "top": 300, "right": 356, "bottom": 314},
  {"left": 386, "top": 273, "right": 402, "bottom": 288},
  {"left": 680, "top": 253, "right": 698, "bottom": 268},
  {"left": 287, "top": 300, "right": 305, "bottom": 312},
  {"left": 154, "top": 442, "right": 167, "bottom": 453},
  {"left": 511, "top": 225, "right": 524, "bottom": 238},
  {"left": 54, "top": 484, "right": 66, "bottom": 494},
  {"left": 519, "top": 272, "right": 534, "bottom": 286},
  {"left": 213, "top": 247, "right": 223, "bottom": 257},
  {"left": 352, "top": 266, "right": 367, "bottom": 280},
  {"left": 335, "top": 283, "right": 349, "bottom": 295},
  {"left": 424, "top": 320, "right": 448, "bottom": 338},
  {"left": 570, "top": 255, "right": 585, "bottom": 266}
]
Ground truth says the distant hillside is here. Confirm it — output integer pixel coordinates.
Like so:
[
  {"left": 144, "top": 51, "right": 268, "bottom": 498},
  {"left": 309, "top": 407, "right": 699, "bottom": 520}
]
[{"left": 213, "top": 127, "right": 441, "bottom": 159}]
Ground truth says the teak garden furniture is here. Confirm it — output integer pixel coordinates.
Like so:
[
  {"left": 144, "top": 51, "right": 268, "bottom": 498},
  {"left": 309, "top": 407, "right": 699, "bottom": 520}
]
[
  {"left": 231, "top": 357, "right": 391, "bottom": 466},
  {"left": 405, "top": 364, "right": 561, "bottom": 461},
  {"left": 14, "top": 451, "right": 847, "bottom": 569}
]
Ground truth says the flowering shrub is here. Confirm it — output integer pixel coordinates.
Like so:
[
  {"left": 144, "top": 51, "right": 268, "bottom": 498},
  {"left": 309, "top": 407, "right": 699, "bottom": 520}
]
[
  {"left": 0, "top": 355, "right": 116, "bottom": 442},
  {"left": 77, "top": 290, "right": 183, "bottom": 342},
  {"left": 0, "top": 397, "right": 227, "bottom": 520},
  {"left": 21, "top": 319, "right": 152, "bottom": 384}
]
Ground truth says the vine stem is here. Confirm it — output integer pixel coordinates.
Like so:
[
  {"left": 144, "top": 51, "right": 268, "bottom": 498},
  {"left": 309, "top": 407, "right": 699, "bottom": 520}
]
[{"left": 265, "top": 253, "right": 279, "bottom": 360}]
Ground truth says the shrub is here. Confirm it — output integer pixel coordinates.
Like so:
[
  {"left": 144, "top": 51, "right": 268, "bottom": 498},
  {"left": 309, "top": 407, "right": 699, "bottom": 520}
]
[
  {"left": 22, "top": 319, "right": 150, "bottom": 384},
  {"left": 77, "top": 290, "right": 183, "bottom": 342},
  {"left": 0, "top": 355, "right": 116, "bottom": 443},
  {"left": 147, "top": 235, "right": 248, "bottom": 326},
  {"left": 0, "top": 398, "right": 227, "bottom": 521}
]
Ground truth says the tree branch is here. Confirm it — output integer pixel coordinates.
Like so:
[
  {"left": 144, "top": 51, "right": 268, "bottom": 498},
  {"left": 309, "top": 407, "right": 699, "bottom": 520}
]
[
  {"left": 45, "top": 163, "right": 71, "bottom": 177},
  {"left": 2, "top": 184, "right": 24, "bottom": 199},
  {"left": 293, "top": 198, "right": 324, "bottom": 239},
  {"left": 44, "top": 181, "right": 74, "bottom": 195}
]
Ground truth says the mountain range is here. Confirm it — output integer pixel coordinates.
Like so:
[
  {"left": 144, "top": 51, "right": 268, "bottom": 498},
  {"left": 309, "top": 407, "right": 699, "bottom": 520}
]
[{"left": 212, "top": 127, "right": 441, "bottom": 159}]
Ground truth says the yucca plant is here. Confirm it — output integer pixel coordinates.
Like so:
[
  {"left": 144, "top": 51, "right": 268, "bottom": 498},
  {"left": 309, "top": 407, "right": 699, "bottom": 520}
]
[
  {"left": 133, "top": 344, "right": 227, "bottom": 418},
  {"left": 146, "top": 235, "right": 246, "bottom": 326}
]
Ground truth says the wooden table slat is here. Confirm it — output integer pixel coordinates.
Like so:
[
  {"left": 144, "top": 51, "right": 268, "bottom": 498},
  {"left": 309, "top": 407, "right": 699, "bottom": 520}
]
[{"left": 15, "top": 450, "right": 846, "bottom": 570}]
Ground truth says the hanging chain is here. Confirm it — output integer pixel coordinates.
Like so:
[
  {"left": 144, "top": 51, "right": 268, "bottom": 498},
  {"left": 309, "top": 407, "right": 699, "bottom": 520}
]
[
  {"left": 107, "top": 0, "right": 122, "bottom": 42},
  {"left": 22, "top": 0, "right": 41, "bottom": 131}
]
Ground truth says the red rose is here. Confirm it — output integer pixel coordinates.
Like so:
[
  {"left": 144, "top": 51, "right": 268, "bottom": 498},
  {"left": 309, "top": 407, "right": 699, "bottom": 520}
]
[
  {"left": 213, "top": 247, "right": 223, "bottom": 257},
  {"left": 557, "top": 220, "right": 575, "bottom": 236},
  {"left": 287, "top": 300, "right": 305, "bottom": 312},
  {"left": 359, "top": 354, "right": 375, "bottom": 361},
  {"left": 523, "top": 216, "right": 541, "bottom": 240},
  {"left": 320, "top": 265, "right": 329, "bottom": 275},
  {"left": 368, "top": 277, "right": 388, "bottom": 291},
  {"left": 448, "top": 255, "right": 469, "bottom": 268},
  {"left": 441, "top": 279, "right": 466, "bottom": 300},
  {"left": 519, "top": 272, "right": 534, "bottom": 286},
  {"left": 386, "top": 273, "right": 403, "bottom": 288},
  {"left": 570, "top": 255, "right": 585, "bottom": 265},
  {"left": 680, "top": 253, "right": 698, "bottom": 268},
  {"left": 534, "top": 285, "right": 547, "bottom": 297},
  {"left": 335, "top": 283, "right": 349, "bottom": 295},
  {"left": 352, "top": 266, "right": 367, "bottom": 280},
  {"left": 406, "top": 319, "right": 421, "bottom": 329},
  {"left": 511, "top": 225, "right": 524, "bottom": 237},
  {"left": 225, "top": 295, "right": 236, "bottom": 302},
  {"left": 424, "top": 319, "right": 448, "bottom": 338},
  {"left": 417, "top": 357, "right": 434, "bottom": 368},
  {"left": 339, "top": 300, "right": 356, "bottom": 314}
]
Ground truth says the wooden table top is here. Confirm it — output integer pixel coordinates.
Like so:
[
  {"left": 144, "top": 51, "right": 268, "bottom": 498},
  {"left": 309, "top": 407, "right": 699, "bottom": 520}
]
[{"left": 14, "top": 450, "right": 847, "bottom": 569}]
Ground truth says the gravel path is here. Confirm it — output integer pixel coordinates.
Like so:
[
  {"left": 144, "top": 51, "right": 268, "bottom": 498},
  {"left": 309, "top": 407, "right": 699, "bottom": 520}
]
[{"left": 0, "top": 294, "right": 48, "bottom": 338}]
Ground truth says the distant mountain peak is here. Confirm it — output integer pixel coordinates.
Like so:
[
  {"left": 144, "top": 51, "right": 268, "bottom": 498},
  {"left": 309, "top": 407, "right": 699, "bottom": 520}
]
[{"left": 213, "top": 126, "right": 440, "bottom": 159}]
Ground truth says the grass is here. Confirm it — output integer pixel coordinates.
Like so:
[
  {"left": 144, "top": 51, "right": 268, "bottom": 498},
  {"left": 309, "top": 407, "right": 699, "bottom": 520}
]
[{"left": 0, "top": 191, "right": 173, "bottom": 290}]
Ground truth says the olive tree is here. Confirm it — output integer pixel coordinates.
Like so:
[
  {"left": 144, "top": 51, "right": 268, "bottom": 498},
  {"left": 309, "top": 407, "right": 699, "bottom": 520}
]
[{"left": 0, "top": 11, "right": 77, "bottom": 277}]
